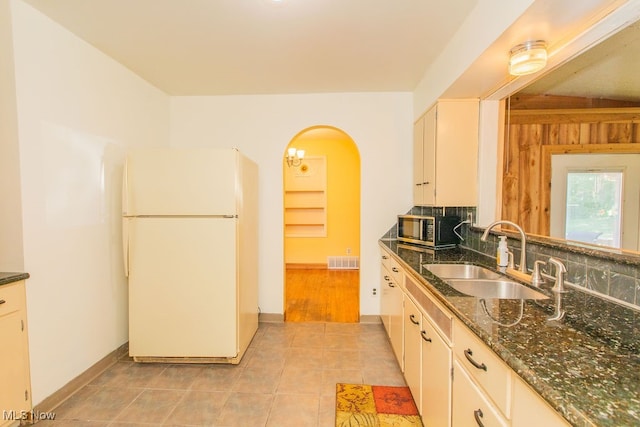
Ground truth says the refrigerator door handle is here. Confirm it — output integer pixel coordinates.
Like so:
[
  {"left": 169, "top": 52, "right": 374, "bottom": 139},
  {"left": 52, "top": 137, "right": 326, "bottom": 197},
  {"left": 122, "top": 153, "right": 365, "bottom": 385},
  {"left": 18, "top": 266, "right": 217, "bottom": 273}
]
[{"left": 122, "top": 218, "right": 129, "bottom": 277}]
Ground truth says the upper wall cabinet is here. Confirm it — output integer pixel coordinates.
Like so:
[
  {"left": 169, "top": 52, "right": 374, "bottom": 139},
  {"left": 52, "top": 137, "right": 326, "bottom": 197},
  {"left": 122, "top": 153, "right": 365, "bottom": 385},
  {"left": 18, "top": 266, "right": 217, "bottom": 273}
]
[{"left": 413, "top": 100, "right": 479, "bottom": 206}]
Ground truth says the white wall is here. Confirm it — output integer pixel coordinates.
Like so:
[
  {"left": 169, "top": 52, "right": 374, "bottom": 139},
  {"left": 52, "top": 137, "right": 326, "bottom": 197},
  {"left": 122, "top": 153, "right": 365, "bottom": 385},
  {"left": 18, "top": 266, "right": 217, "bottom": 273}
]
[
  {"left": 169, "top": 93, "right": 414, "bottom": 316},
  {"left": 9, "top": 0, "right": 170, "bottom": 404},
  {"left": 0, "top": 0, "right": 24, "bottom": 270}
]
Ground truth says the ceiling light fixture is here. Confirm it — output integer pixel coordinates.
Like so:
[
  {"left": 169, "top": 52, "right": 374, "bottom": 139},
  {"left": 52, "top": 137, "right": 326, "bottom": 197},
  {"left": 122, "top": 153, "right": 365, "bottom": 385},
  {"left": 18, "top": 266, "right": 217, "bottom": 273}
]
[
  {"left": 285, "top": 147, "right": 305, "bottom": 167},
  {"left": 509, "top": 40, "right": 548, "bottom": 76}
]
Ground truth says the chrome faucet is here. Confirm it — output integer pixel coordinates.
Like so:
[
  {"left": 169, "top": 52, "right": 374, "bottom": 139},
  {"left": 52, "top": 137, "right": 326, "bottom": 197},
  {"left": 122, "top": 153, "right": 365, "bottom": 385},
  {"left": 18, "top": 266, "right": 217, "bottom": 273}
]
[
  {"left": 480, "top": 220, "right": 528, "bottom": 275},
  {"left": 547, "top": 257, "right": 567, "bottom": 321}
]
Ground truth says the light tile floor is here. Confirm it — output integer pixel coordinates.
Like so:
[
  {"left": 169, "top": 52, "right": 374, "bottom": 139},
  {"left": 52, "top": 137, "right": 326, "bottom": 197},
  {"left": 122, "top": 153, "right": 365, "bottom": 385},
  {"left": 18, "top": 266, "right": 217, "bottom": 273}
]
[{"left": 35, "top": 321, "right": 407, "bottom": 426}]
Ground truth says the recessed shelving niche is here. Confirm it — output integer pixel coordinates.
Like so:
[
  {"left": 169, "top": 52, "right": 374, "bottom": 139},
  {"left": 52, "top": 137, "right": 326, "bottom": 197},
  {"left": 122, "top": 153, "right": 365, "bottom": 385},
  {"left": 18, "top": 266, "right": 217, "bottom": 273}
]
[{"left": 284, "top": 156, "right": 327, "bottom": 237}]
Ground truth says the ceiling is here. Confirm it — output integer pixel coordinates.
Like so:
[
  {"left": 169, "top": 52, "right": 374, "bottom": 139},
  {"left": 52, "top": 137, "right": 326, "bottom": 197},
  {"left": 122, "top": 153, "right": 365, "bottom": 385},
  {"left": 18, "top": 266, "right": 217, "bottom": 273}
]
[
  {"left": 519, "top": 19, "right": 640, "bottom": 101},
  {"left": 20, "top": 0, "right": 478, "bottom": 96}
]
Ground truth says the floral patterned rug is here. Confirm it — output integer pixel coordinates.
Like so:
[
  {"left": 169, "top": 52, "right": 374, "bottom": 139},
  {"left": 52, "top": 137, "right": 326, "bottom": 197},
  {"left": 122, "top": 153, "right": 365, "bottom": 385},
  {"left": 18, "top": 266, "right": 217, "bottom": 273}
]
[{"left": 335, "top": 383, "right": 423, "bottom": 426}]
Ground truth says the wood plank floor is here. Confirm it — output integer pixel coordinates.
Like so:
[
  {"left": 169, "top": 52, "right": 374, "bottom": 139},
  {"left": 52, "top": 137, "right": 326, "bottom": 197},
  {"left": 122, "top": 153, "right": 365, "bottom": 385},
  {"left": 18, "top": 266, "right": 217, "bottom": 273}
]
[{"left": 285, "top": 268, "right": 360, "bottom": 323}]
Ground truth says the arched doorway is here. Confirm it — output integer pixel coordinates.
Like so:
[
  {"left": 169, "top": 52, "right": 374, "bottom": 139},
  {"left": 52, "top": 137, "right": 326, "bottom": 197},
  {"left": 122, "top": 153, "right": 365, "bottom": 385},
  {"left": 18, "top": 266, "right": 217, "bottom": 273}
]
[{"left": 283, "top": 126, "right": 361, "bottom": 322}]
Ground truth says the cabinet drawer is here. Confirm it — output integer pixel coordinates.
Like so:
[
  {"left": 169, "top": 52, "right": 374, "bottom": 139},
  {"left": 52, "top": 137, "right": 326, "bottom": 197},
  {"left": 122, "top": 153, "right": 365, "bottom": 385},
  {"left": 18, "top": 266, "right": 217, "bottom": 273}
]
[
  {"left": 0, "top": 282, "right": 25, "bottom": 318},
  {"left": 453, "top": 359, "right": 509, "bottom": 427},
  {"left": 453, "top": 320, "right": 511, "bottom": 417},
  {"left": 380, "top": 247, "right": 392, "bottom": 270}
]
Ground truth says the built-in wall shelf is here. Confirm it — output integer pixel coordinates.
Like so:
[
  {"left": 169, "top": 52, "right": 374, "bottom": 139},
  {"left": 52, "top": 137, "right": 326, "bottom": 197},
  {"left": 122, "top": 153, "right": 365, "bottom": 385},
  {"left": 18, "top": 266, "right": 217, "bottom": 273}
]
[{"left": 284, "top": 157, "right": 327, "bottom": 237}]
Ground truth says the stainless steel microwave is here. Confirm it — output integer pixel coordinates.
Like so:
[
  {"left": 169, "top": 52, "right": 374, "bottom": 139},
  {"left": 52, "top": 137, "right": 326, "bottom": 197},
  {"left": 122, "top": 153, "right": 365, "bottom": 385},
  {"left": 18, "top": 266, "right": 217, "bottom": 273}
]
[{"left": 397, "top": 215, "right": 461, "bottom": 249}]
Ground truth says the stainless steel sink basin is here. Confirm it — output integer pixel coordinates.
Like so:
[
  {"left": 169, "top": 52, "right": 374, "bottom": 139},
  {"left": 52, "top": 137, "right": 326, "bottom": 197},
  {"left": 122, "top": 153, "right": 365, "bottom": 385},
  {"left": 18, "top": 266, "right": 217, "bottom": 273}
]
[
  {"left": 446, "top": 279, "right": 548, "bottom": 300},
  {"left": 423, "top": 263, "right": 502, "bottom": 280}
]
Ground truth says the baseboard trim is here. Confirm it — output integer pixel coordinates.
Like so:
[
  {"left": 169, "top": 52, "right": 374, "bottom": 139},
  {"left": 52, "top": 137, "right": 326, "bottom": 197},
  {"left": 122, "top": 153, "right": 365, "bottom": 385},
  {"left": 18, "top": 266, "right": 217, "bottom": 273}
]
[
  {"left": 259, "top": 312, "right": 285, "bottom": 323},
  {"left": 259, "top": 313, "right": 380, "bottom": 324},
  {"left": 285, "top": 263, "right": 327, "bottom": 270},
  {"left": 33, "top": 342, "right": 128, "bottom": 414},
  {"left": 359, "top": 315, "right": 382, "bottom": 324}
]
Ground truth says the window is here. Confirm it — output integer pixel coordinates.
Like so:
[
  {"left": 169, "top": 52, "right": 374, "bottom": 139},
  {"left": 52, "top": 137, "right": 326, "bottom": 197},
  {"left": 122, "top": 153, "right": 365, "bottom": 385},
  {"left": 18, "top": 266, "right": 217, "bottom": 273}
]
[{"left": 551, "top": 154, "right": 640, "bottom": 250}]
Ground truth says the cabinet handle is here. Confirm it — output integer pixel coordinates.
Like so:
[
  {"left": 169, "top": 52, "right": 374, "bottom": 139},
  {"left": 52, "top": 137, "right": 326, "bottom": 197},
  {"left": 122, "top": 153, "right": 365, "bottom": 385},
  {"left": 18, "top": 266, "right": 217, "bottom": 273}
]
[
  {"left": 382, "top": 255, "right": 388, "bottom": 260},
  {"left": 384, "top": 275, "right": 390, "bottom": 281},
  {"left": 388, "top": 282, "right": 395, "bottom": 288},
  {"left": 415, "top": 183, "right": 422, "bottom": 186},
  {"left": 423, "top": 181, "right": 430, "bottom": 185},
  {"left": 474, "top": 409, "right": 485, "bottom": 427},
  {"left": 464, "top": 348, "right": 487, "bottom": 371},
  {"left": 420, "top": 330, "right": 432, "bottom": 342},
  {"left": 0, "top": 299, "right": 5, "bottom": 305},
  {"left": 392, "top": 267, "right": 399, "bottom": 272},
  {"left": 409, "top": 314, "right": 419, "bottom": 325}
]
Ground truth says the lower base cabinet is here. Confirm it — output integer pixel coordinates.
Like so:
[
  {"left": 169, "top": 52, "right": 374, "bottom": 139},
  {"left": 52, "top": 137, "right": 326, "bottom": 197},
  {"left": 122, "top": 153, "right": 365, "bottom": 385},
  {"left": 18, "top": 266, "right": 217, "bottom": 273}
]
[
  {"left": 512, "top": 376, "right": 571, "bottom": 426},
  {"left": 452, "top": 359, "right": 509, "bottom": 427},
  {"left": 380, "top": 257, "right": 404, "bottom": 370},
  {"left": 0, "top": 280, "right": 32, "bottom": 427},
  {"left": 403, "top": 296, "right": 422, "bottom": 410},
  {"left": 421, "top": 312, "right": 451, "bottom": 427}
]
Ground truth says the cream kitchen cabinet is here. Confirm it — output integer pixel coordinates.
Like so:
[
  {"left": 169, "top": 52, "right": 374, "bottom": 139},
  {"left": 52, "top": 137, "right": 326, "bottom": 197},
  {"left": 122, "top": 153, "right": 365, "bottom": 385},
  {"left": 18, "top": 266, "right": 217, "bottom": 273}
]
[
  {"left": 453, "top": 319, "right": 512, "bottom": 418},
  {"left": 405, "top": 274, "right": 453, "bottom": 426},
  {"left": 403, "top": 295, "right": 422, "bottom": 409},
  {"left": 379, "top": 247, "right": 404, "bottom": 370},
  {"left": 512, "top": 376, "right": 571, "bottom": 427},
  {"left": 0, "top": 280, "right": 32, "bottom": 427},
  {"left": 413, "top": 99, "right": 479, "bottom": 206},
  {"left": 421, "top": 310, "right": 452, "bottom": 427},
  {"left": 452, "top": 359, "right": 509, "bottom": 427}
]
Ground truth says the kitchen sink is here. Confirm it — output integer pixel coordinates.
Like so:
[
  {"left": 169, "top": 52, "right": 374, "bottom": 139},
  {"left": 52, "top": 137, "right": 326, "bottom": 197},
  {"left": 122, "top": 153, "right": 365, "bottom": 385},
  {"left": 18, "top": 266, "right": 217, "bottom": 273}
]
[
  {"left": 446, "top": 279, "right": 548, "bottom": 300},
  {"left": 423, "top": 263, "right": 502, "bottom": 280}
]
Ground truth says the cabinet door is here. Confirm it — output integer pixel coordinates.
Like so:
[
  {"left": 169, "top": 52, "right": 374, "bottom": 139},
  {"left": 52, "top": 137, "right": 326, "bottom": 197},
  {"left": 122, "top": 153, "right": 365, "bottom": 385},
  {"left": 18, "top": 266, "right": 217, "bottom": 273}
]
[
  {"left": 413, "top": 117, "right": 426, "bottom": 205},
  {"left": 380, "top": 265, "right": 393, "bottom": 334},
  {"left": 422, "top": 106, "right": 437, "bottom": 205},
  {"left": 421, "top": 315, "right": 452, "bottom": 427},
  {"left": 404, "top": 297, "right": 422, "bottom": 411},
  {"left": 389, "top": 286, "right": 404, "bottom": 371},
  {"left": 452, "top": 360, "right": 508, "bottom": 427},
  {"left": 432, "top": 100, "right": 479, "bottom": 206},
  {"left": 0, "top": 311, "right": 30, "bottom": 420}
]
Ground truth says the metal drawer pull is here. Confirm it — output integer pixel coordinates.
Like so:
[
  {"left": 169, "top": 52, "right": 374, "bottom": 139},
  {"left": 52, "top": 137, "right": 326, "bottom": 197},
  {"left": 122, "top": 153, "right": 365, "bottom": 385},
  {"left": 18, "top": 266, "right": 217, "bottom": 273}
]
[
  {"left": 409, "top": 314, "right": 419, "bottom": 325},
  {"left": 464, "top": 348, "right": 487, "bottom": 371},
  {"left": 474, "top": 408, "right": 484, "bottom": 427},
  {"left": 0, "top": 299, "right": 5, "bottom": 305},
  {"left": 388, "top": 282, "right": 395, "bottom": 288},
  {"left": 421, "top": 330, "right": 432, "bottom": 342},
  {"left": 384, "top": 275, "right": 390, "bottom": 281},
  {"left": 392, "top": 267, "right": 399, "bottom": 272}
]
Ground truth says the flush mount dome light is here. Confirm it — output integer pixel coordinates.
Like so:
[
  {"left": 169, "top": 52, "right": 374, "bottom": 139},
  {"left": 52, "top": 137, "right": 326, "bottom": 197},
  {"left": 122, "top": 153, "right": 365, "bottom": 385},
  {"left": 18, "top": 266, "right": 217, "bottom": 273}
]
[{"left": 509, "top": 40, "right": 548, "bottom": 76}]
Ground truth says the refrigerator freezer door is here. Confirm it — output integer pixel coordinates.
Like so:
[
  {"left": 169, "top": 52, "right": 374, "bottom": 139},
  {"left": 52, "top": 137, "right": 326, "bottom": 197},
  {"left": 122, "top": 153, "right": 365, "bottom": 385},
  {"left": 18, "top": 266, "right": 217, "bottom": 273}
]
[
  {"left": 123, "top": 148, "right": 238, "bottom": 216},
  {"left": 128, "top": 217, "right": 237, "bottom": 358}
]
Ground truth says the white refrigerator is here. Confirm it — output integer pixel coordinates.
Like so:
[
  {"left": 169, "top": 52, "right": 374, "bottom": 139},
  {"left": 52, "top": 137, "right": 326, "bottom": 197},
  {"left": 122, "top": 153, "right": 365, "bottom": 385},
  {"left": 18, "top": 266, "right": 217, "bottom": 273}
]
[{"left": 122, "top": 148, "right": 258, "bottom": 363}]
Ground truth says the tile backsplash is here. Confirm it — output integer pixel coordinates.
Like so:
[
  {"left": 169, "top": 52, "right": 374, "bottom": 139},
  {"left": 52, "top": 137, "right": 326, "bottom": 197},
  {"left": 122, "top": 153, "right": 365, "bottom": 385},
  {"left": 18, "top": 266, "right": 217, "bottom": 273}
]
[{"left": 384, "top": 206, "right": 640, "bottom": 309}]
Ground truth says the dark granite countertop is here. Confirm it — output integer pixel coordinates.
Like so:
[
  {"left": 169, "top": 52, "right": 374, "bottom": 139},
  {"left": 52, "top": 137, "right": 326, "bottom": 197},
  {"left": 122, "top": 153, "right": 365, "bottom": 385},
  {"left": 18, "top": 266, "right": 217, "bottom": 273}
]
[
  {"left": 0, "top": 272, "right": 30, "bottom": 287},
  {"left": 380, "top": 239, "right": 640, "bottom": 427}
]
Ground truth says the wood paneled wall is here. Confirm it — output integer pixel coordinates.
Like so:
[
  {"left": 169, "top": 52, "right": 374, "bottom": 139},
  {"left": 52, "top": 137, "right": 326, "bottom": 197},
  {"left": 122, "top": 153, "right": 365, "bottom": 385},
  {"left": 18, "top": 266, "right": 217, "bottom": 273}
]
[{"left": 502, "top": 106, "right": 640, "bottom": 235}]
